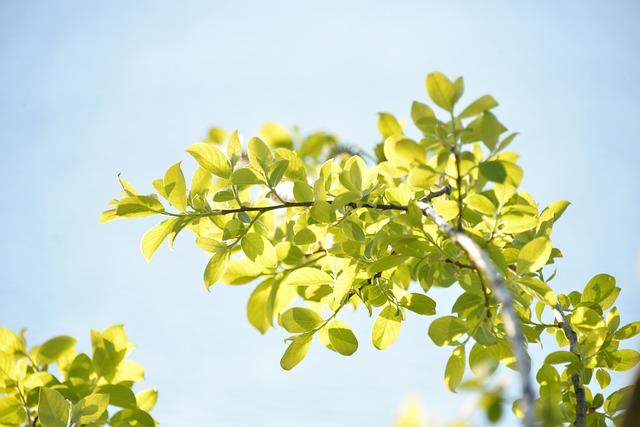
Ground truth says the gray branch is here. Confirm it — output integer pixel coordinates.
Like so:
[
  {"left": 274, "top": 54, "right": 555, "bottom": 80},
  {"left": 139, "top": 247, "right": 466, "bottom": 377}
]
[
  {"left": 417, "top": 199, "right": 536, "bottom": 427},
  {"left": 552, "top": 304, "right": 586, "bottom": 427}
]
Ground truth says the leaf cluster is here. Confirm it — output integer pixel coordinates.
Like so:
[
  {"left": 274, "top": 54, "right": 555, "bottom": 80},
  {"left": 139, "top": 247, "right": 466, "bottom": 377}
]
[
  {"left": 0, "top": 326, "right": 157, "bottom": 427},
  {"left": 101, "top": 72, "right": 639, "bottom": 426}
]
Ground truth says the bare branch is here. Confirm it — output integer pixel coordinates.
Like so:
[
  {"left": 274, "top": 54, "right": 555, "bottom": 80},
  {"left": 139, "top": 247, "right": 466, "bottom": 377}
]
[
  {"left": 417, "top": 199, "right": 536, "bottom": 427},
  {"left": 552, "top": 304, "right": 586, "bottom": 427}
]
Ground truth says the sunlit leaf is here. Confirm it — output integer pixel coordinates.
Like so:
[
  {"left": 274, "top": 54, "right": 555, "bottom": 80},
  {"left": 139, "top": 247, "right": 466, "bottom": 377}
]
[
  {"left": 371, "top": 305, "right": 402, "bottom": 350},
  {"left": 186, "top": 142, "right": 231, "bottom": 178}
]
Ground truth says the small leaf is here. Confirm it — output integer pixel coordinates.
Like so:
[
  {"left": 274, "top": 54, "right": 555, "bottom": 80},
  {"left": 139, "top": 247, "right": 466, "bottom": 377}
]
[
  {"left": 285, "top": 267, "right": 334, "bottom": 286},
  {"left": 377, "top": 113, "right": 403, "bottom": 139},
  {"left": 241, "top": 233, "right": 278, "bottom": 268},
  {"left": 595, "top": 369, "right": 611, "bottom": 389},
  {"left": 614, "top": 321, "right": 640, "bottom": 340},
  {"left": 204, "top": 250, "right": 230, "bottom": 290},
  {"left": 544, "top": 350, "right": 581, "bottom": 366},
  {"left": 163, "top": 162, "right": 188, "bottom": 211},
  {"left": 115, "top": 196, "right": 165, "bottom": 218},
  {"left": 71, "top": 393, "right": 109, "bottom": 425},
  {"left": 327, "top": 320, "right": 358, "bottom": 356},
  {"left": 38, "top": 387, "right": 70, "bottom": 427},
  {"left": 371, "top": 305, "right": 402, "bottom": 350},
  {"left": 229, "top": 167, "right": 264, "bottom": 185},
  {"left": 186, "top": 142, "right": 231, "bottom": 178},
  {"left": 428, "top": 316, "right": 467, "bottom": 347},
  {"left": 141, "top": 218, "right": 179, "bottom": 261},
  {"left": 426, "top": 72, "right": 456, "bottom": 112},
  {"left": 135, "top": 388, "right": 158, "bottom": 412},
  {"left": 516, "top": 237, "right": 552, "bottom": 274},
  {"left": 227, "top": 130, "right": 242, "bottom": 167},
  {"left": 281, "top": 307, "right": 323, "bottom": 333},
  {"left": 248, "top": 137, "right": 272, "bottom": 173},
  {"left": 399, "top": 293, "right": 436, "bottom": 316},
  {"left": 459, "top": 95, "right": 499, "bottom": 119},
  {"left": 293, "top": 181, "right": 314, "bottom": 202},
  {"left": 268, "top": 158, "right": 289, "bottom": 187},
  {"left": 38, "top": 336, "right": 77, "bottom": 365},
  {"left": 280, "top": 334, "right": 313, "bottom": 370},
  {"left": 94, "top": 384, "right": 138, "bottom": 409},
  {"left": 366, "top": 255, "right": 411, "bottom": 275},
  {"left": 444, "top": 345, "right": 465, "bottom": 392}
]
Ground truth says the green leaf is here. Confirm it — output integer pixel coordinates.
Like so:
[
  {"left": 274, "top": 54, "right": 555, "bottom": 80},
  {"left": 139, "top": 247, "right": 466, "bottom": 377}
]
[
  {"left": 517, "top": 277, "right": 557, "bottom": 306},
  {"left": 248, "top": 137, "right": 272, "bottom": 173},
  {"left": 268, "top": 158, "right": 289, "bottom": 187},
  {"left": 280, "top": 307, "right": 323, "bottom": 333},
  {"left": 227, "top": 130, "right": 242, "bottom": 168},
  {"left": 459, "top": 95, "right": 499, "bottom": 119},
  {"left": 229, "top": 167, "right": 264, "bottom": 185},
  {"left": 247, "top": 279, "right": 275, "bottom": 333},
  {"left": 0, "top": 396, "right": 25, "bottom": 424},
  {"left": 285, "top": 267, "right": 334, "bottom": 286},
  {"left": 444, "top": 345, "right": 465, "bottom": 392},
  {"left": 333, "top": 263, "right": 357, "bottom": 304},
  {"left": 163, "top": 162, "right": 188, "bottom": 211},
  {"left": 609, "top": 349, "right": 640, "bottom": 372},
  {"left": 280, "top": 333, "right": 313, "bottom": 371},
  {"left": 582, "top": 274, "right": 616, "bottom": 305},
  {"left": 451, "top": 292, "right": 484, "bottom": 314},
  {"left": 428, "top": 316, "right": 467, "bottom": 347},
  {"left": 94, "top": 384, "right": 137, "bottom": 409},
  {"left": 465, "top": 194, "right": 496, "bottom": 215},
  {"left": 118, "top": 174, "right": 139, "bottom": 197},
  {"left": 293, "top": 181, "right": 314, "bottom": 202},
  {"left": 135, "top": 388, "right": 158, "bottom": 412},
  {"left": 544, "top": 350, "right": 581, "bottom": 366},
  {"left": 469, "top": 343, "right": 500, "bottom": 376},
  {"left": 115, "top": 196, "right": 165, "bottom": 218},
  {"left": 366, "top": 255, "right": 411, "bottom": 275},
  {"left": 613, "top": 321, "right": 640, "bottom": 340},
  {"left": 604, "top": 386, "right": 633, "bottom": 415},
  {"left": 571, "top": 307, "right": 605, "bottom": 334},
  {"left": 38, "top": 336, "right": 76, "bottom": 365},
  {"left": 204, "top": 250, "right": 230, "bottom": 290},
  {"left": 595, "top": 369, "right": 611, "bottom": 389},
  {"left": 241, "top": 233, "right": 277, "bottom": 268},
  {"left": 141, "top": 217, "right": 179, "bottom": 262},
  {"left": 481, "top": 111, "right": 507, "bottom": 150},
  {"left": 516, "top": 237, "right": 552, "bottom": 274},
  {"left": 110, "top": 409, "right": 155, "bottom": 427},
  {"left": 38, "top": 387, "right": 70, "bottom": 427},
  {"left": 383, "top": 136, "right": 426, "bottom": 167},
  {"left": 327, "top": 320, "right": 358, "bottom": 356},
  {"left": 377, "top": 113, "right": 403, "bottom": 139},
  {"left": 411, "top": 101, "right": 436, "bottom": 134},
  {"left": 399, "top": 293, "right": 436, "bottom": 316},
  {"left": 71, "top": 393, "right": 109, "bottom": 425},
  {"left": 0, "top": 328, "right": 25, "bottom": 355},
  {"left": 259, "top": 122, "right": 293, "bottom": 149},
  {"left": 426, "top": 72, "right": 456, "bottom": 112},
  {"left": 186, "top": 142, "right": 231, "bottom": 178},
  {"left": 371, "top": 305, "right": 402, "bottom": 350},
  {"left": 220, "top": 258, "right": 264, "bottom": 285}
]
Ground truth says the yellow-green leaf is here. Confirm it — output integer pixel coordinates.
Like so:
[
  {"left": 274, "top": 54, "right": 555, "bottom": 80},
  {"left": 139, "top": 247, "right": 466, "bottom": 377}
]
[
  {"left": 186, "top": 142, "right": 231, "bottom": 178},
  {"left": 428, "top": 316, "right": 467, "bottom": 347},
  {"left": 426, "top": 72, "right": 456, "bottom": 112},
  {"left": 71, "top": 393, "right": 109, "bottom": 425},
  {"left": 204, "top": 250, "right": 230, "bottom": 290},
  {"left": 459, "top": 95, "right": 499, "bottom": 119},
  {"left": 285, "top": 267, "right": 334, "bottom": 286},
  {"left": 327, "top": 319, "right": 358, "bottom": 356},
  {"left": 141, "top": 217, "right": 179, "bottom": 262},
  {"left": 444, "top": 345, "right": 465, "bottom": 392},
  {"left": 163, "top": 162, "right": 188, "bottom": 211},
  {"left": 38, "top": 387, "right": 70, "bottom": 427},
  {"left": 371, "top": 305, "right": 402, "bottom": 350},
  {"left": 241, "top": 233, "right": 278, "bottom": 268},
  {"left": 280, "top": 334, "right": 313, "bottom": 370},
  {"left": 516, "top": 237, "right": 552, "bottom": 274},
  {"left": 281, "top": 307, "right": 323, "bottom": 333}
]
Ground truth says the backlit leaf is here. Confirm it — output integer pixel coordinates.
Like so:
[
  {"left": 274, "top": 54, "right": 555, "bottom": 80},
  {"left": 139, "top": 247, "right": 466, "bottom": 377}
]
[
  {"left": 71, "top": 393, "right": 109, "bottom": 425},
  {"left": 399, "top": 293, "right": 436, "bottom": 316},
  {"left": 428, "top": 316, "right": 467, "bottom": 346},
  {"left": 204, "top": 250, "right": 230, "bottom": 290},
  {"left": 280, "top": 333, "right": 313, "bottom": 370},
  {"left": 186, "top": 142, "right": 231, "bottom": 178},
  {"left": 241, "top": 233, "right": 277, "bottom": 268},
  {"left": 115, "top": 196, "right": 165, "bottom": 218},
  {"left": 426, "top": 72, "right": 456, "bottom": 112},
  {"left": 516, "top": 237, "right": 552, "bottom": 274},
  {"left": 285, "top": 268, "right": 334, "bottom": 286},
  {"left": 459, "top": 95, "right": 499, "bottom": 119},
  {"left": 371, "top": 305, "right": 402, "bottom": 350},
  {"left": 281, "top": 307, "right": 323, "bottom": 333},
  {"left": 327, "top": 320, "right": 358, "bottom": 356},
  {"left": 38, "top": 387, "right": 70, "bottom": 427},
  {"left": 141, "top": 217, "right": 179, "bottom": 261},
  {"left": 444, "top": 345, "right": 465, "bottom": 392},
  {"left": 163, "top": 162, "right": 187, "bottom": 211}
]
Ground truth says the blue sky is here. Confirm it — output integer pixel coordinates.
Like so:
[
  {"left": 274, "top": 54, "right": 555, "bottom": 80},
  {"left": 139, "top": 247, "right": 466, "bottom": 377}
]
[{"left": 1, "top": 1, "right": 639, "bottom": 426}]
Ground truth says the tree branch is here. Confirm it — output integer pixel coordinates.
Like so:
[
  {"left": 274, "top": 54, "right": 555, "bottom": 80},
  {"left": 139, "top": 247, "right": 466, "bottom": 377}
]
[
  {"left": 552, "top": 303, "right": 586, "bottom": 427},
  {"left": 417, "top": 199, "right": 536, "bottom": 427}
]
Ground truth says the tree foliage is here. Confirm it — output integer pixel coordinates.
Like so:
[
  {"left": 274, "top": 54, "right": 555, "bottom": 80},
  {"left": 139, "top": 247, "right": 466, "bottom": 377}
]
[
  {"left": 0, "top": 326, "right": 157, "bottom": 427},
  {"left": 99, "top": 72, "right": 638, "bottom": 426}
]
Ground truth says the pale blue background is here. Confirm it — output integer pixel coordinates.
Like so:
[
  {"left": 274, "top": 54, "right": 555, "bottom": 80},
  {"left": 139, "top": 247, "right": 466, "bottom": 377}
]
[{"left": 1, "top": 1, "right": 639, "bottom": 426}]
